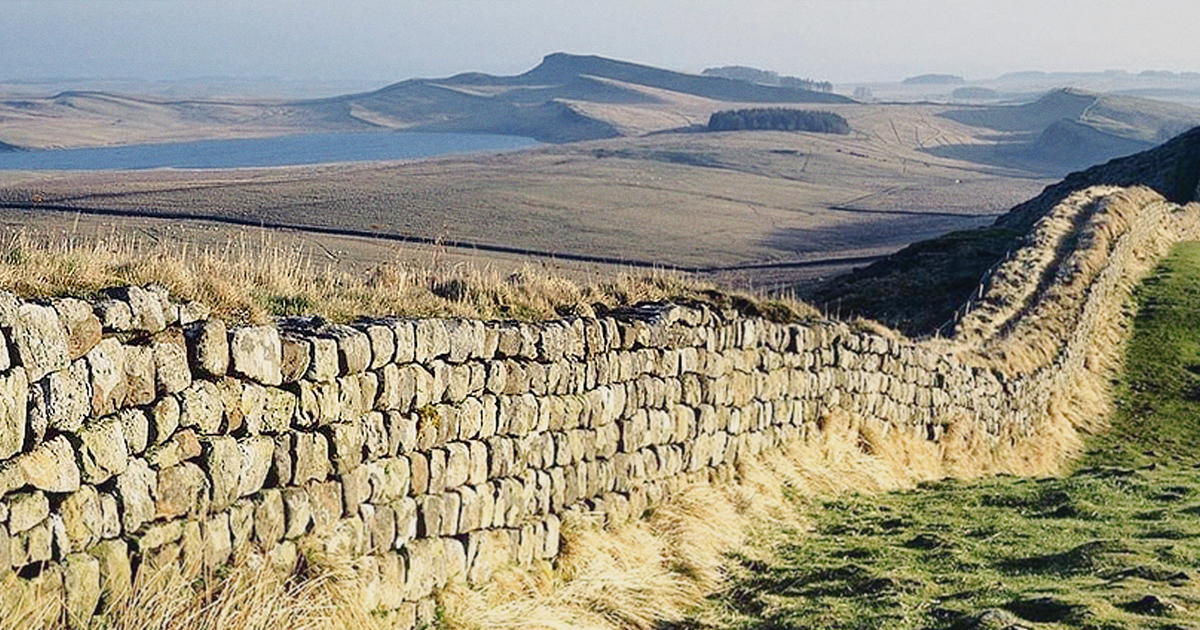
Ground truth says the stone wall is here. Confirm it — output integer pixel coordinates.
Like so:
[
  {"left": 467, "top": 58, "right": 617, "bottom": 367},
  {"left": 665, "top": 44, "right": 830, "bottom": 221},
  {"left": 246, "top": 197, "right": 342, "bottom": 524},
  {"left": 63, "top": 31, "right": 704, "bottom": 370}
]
[{"left": 0, "top": 185, "right": 1196, "bottom": 628}]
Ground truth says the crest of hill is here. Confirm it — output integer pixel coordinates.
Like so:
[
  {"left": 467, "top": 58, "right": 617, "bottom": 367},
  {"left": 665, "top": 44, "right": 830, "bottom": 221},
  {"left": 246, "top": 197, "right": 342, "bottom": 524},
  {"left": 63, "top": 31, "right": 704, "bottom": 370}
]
[
  {"left": 799, "top": 125, "right": 1200, "bottom": 335},
  {"left": 319, "top": 53, "right": 851, "bottom": 142}
]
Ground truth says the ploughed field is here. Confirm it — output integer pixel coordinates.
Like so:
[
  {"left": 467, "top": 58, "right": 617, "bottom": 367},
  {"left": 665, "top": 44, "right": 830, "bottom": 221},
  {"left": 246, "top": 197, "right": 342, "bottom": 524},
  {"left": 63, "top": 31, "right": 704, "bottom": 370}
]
[{"left": 679, "top": 242, "right": 1200, "bottom": 630}]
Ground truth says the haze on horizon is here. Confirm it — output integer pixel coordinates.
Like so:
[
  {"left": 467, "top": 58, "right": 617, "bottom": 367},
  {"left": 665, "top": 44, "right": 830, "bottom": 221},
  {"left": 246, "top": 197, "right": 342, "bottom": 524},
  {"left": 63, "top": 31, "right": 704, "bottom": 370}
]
[{"left": 2, "top": 0, "right": 1198, "bottom": 91}]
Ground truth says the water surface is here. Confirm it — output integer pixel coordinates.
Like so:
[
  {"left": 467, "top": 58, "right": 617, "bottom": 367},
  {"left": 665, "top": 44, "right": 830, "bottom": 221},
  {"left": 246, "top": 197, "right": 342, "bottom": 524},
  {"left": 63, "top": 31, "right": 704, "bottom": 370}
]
[{"left": 0, "top": 131, "right": 539, "bottom": 170}]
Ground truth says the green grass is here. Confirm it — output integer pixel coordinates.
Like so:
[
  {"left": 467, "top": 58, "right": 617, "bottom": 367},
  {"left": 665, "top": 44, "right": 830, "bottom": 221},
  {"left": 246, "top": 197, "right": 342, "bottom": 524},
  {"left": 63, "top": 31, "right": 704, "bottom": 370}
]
[{"left": 684, "top": 242, "right": 1200, "bottom": 630}]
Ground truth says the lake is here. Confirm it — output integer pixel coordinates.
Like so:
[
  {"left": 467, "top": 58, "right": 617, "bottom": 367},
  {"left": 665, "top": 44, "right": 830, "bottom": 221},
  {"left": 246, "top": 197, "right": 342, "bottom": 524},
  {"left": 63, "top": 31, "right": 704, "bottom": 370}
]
[{"left": 0, "top": 131, "right": 540, "bottom": 170}]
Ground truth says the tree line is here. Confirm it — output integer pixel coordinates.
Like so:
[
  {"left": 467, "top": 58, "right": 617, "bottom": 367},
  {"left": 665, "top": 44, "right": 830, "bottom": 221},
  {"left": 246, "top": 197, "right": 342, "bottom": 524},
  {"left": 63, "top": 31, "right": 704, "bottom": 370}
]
[
  {"left": 707, "top": 108, "right": 850, "bottom": 134},
  {"left": 702, "top": 66, "right": 833, "bottom": 92}
]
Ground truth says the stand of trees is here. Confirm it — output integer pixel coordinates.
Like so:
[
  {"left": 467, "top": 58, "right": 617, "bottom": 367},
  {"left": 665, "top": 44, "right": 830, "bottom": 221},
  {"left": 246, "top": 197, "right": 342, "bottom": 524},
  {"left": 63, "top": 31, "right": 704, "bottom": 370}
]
[
  {"left": 702, "top": 65, "right": 833, "bottom": 92},
  {"left": 707, "top": 108, "right": 850, "bottom": 134}
]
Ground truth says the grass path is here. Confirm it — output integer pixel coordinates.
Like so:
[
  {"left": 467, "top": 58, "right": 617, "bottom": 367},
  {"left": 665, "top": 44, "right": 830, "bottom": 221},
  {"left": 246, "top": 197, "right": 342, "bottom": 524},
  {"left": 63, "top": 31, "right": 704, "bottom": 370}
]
[{"left": 680, "top": 243, "right": 1200, "bottom": 630}]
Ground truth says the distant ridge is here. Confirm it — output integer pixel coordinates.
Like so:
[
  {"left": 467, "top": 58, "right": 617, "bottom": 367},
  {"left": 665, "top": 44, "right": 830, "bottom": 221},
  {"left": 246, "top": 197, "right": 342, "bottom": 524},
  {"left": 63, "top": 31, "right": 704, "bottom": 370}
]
[{"left": 319, "top": 53, "right": 851, "bottom": 142}]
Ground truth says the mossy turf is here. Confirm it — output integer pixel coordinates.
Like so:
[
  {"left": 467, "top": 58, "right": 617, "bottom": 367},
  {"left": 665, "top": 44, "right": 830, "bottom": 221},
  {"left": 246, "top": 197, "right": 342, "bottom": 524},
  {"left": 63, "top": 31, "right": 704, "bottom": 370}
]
[{"left": 683, "top": 242, "right": 1200, "bottom": 630}]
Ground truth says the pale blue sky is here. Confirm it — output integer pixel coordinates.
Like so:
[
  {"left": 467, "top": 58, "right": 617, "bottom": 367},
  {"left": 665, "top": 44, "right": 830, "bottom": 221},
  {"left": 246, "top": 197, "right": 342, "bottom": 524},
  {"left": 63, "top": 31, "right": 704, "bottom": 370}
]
[{"left": 2, "top": 0, "right": 1197, "bottom": 85}]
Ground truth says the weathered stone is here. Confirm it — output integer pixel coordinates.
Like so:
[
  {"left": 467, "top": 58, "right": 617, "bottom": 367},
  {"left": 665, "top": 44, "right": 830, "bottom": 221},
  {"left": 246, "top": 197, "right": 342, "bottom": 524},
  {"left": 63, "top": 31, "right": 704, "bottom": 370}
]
[
  {"left": 153, "top": 332, "right": 191, "bottom": 394},
  {"left": 261, "top": 387, "right": 295, "bottom": 434},
  {"left": 0, "top": 367, "right": 29, "bottom": 459},
  {"left": 63, "top": 552, "right": 101, "bottom": 627},
  {"left": 59, "top": 486, "right": 102, "bottom": 551},
  {"left": 202, "top": 514, "right": 232, "bottom": 570},
  {"left": 360, "top": 322, "right": 395, "bottom": 369},
  {"left": 238, "top": 436, "right": 274, "bottom": 498},
  {"left": 138, "top": 520, "right": 183, "bottom": 552},
  {"left": 387, "top": 410, "right": 418, "bottom": 455},
  {"left": 367, "top": 457, "right": 410, "bottom": 503},
  {"left": 93, "top": 299, "right": 132, "bottom": 332},
  {"left": 13, "top": 302, "right": 70, "bottom": 382},
  {"left": 179, "top": 380, "right": 224, "bottom": 434},
  {"left": 115, "top": 459, "right": 156, "bottom": 533},
  {"left": 466, "top": 529, "right": 515, "bottom": 585},
  {"left": 389, "top": 319, "right": 416, "bottom": 364},
  {"left": 155, "top": 462, "right": 208, "bottom": 519},
  {"left": 144, "top": 284, "right": 176, "bottom": 326},
  {"left": 148, "top": 395, "right": 180, "bottom": 446},
  {"left": 270, "top": 434, "right": 293, "bottom": 487},
  {"left": 254, "top": 489, "right": 285, "bottom": 546},
  {"left": 202, "top": 436, "right": 240, "bottom": 511},
  {"left": 342, "top": 464, "right": 371, "bottom": 508},
  {"left": 88, "top": 538, "right": 132, "bottom": 605},
  {"left": 0, "top": 328, "right": 9, "bottom": 373},
  {"left": 85, "top": 338, "right": 126, "bottom": 417},
  {"left": 9, "top": 490, "right": 49, "bottom": 534},
  {"left": 306, "top": 480, "right": 343, "bottom": 534},
  {"left": 282, "top": 487, "right": 312, "bottom": 539},
  {"left": 102, "top": 286, "right": 166, "bottom": 333},
  {"left": 326, "top": 422, "right": 364, "bottom": 474},
  {"left": 146, "top": 427, "right": 201, "bottom": 469},
  {"left": 362, "top": 410, "right": 389, "bottom": 460},
  {"left": 11, "top": 519, "right": 53, "bottom": 566},
  {"left": 414, "top": 319, "right": 451, "bottom": 362},
  {"left": 122, "top": 344, "right": 156, "bottom": 407},
  {"left": 229, "top": 325, "right": 282, "bottom": 386},
  {"left": 53, "top": 298, "right": 102, "bottom": 361},
  {"left": 228, "top": 499, "right": 255, "bottom": 556},
  {"left": 17, "top": 435, "right": 79, "bottom": 493},
  {"left": 444, "top": 442, "right": 471, "bottom": 489},
  {"left": 186, "top": 319, "right": 228, "bottom": 378},
  {"left": 97, "top": 493, "right": 120, "bottom": 539},
  {"left": 296, "top": 380, "right": 338, "bottom": 427},
  {"left": 292, "top": 432, "right": 331, "bottom": 484},
  {"left": 178, "top": 301, "right": 209, "bottom": 325},
  {"left": 279, "top": 334, "right": 311, "bottom": 383},
  {"left": 324, "top": 325, "right": 371, "bottom": 375},
  {"left": 117, "top": 408, "right": 149, "bottom": 455},
  {"left": 29, "top": 360, "right": 90, "bottom": 437},
  {"left": 76, "top": 417, "right": 128, "bottom": 484}
]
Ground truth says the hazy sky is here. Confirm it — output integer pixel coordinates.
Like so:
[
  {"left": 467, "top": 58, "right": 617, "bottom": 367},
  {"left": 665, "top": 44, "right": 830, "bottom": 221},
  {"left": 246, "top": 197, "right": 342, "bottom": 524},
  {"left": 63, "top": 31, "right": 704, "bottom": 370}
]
[{"left": 3, "top": 0, "right": 1198, "bottom": 86}]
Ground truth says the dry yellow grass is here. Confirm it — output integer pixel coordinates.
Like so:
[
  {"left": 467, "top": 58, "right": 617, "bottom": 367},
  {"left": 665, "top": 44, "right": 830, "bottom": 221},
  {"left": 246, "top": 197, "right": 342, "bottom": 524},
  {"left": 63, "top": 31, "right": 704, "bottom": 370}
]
[{"left": 0, "top": 229, "right": 817, "bottom": 325}]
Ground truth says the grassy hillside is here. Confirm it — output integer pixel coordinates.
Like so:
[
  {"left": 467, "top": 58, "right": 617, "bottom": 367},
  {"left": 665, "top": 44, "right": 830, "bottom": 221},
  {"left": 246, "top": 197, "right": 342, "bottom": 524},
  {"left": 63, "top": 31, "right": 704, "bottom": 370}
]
[{"left": 684, "top": 242, "right": 1200, "bottom": 630}]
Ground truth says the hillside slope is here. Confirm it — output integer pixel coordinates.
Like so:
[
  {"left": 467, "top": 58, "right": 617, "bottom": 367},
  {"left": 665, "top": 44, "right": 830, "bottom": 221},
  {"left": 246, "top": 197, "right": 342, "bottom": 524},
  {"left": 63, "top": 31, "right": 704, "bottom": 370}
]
[{"left": 800, "top": 125, "right": 1200, "bottom": 334}]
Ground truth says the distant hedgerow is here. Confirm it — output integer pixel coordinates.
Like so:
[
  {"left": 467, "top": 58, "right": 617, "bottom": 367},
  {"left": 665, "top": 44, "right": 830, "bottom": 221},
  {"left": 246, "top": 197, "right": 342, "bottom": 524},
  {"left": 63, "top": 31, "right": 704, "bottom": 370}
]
[{"left": 707, "top": 108, "right": 850, "bottom": 134}]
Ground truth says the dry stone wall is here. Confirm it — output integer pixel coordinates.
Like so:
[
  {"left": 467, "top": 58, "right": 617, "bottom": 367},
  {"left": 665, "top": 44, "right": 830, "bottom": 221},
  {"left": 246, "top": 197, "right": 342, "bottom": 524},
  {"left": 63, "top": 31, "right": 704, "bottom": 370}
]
[
  {"left": 0, "top": 285, "right": 1027, "bottom": 627},
  {"left": 0, "top": 187, "right": 1195, "bottom": 628}
]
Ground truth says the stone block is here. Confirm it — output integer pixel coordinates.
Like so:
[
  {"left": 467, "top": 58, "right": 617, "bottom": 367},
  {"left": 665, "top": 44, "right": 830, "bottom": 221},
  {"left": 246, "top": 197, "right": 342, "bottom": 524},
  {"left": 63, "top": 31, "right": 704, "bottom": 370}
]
[
  {"left": 101, "top": 286, "right": 166, "bottom": 333},
  {"left": 413, "top": 319, "right": 450, "bottom": 362},
  {"left": 367, "top": 457, "right": 410, "bottom": 503},
  {"left": 153, "top": 332, "right": 191, "bottom": 395},
  {"left": 202, "top": 514, "right": 232, "bottom": 571},
  {"left": 146, "top": 427, "right": 201, "bottom": 469},
  {"left": 363, "top": 410, "right": 388, "bottom": 460},
  {"left": 254, "top": 489, "right": 286, "bottom": 546},
  {"left": 282, "top": 487, "right": 312, "bottom": 539},
  {"left": 326, "top": 422, "right": 364, "bottom": 474},
  {"left": 30, "top": 360, "right": 91, "bottom": 438},
  {"left": 20, "top": 435, "right": 80, "bottom": 493},
  {"left": 238, "top": 436, "right": 274, "bottom": 498},
  {"left": 11, "top": 519, "right": 53, "bottom": 566},
  {"left": 444, "top": 442, "right": 471, "bottom": 489},
  {"left": 0, "top": 367, "right": 28, "bottom": 460},
  {"left": 93, "top": 299, "right": 132, "bottom": 332},
  {"left": 306, "top": 480, "right": 343, "bottom": 534},
  {"left": 63, "top": 552, "right": 101, "bottom": 628},
  {"left": 88, "top": 538, "right": 132, "bottom": 606},
  {"left": 324, "top": 325, "right": 371, "bottom": 375},
  {"left": 409, "top": 451, "right": 429, "bottom": 495},
  {"left": 279, "top": 334, "right": 311, "bottom": 383},
  {"left": 53, "top": 298, "right": 102, "bottom": 361},
  {"left": 122, "top": 344, "right": 156, "bottom": 407},
  {"left": 179, "top": 380, "right": 224, "bottom": 434},
  {"left": 229, "top": 500, "right": 255, "bottom": 556},
  {"left": 113, "top": 459, "right": 156, "bottom": 536},
  {"left": 304, "top": 336, "right": 339, "bottom": 382},
  {"left": 228, "top": 325, "right": 282, "bottom": 386},
  {"left": 261, "top": 387, "right": 295, "bottom": 434},
  {"left": 98, "top": 493, "right": 120, "bottom": 539},
  {"left": 178, "top": 301, "right": 210, "bottom": 325},
  {"left": 155, "top": 462, "right": 208, "bottom": 520},
  {"left": 342, "top": 463, "right": 371, "bottom": 509},
  {"left": 269, "top": 433, "right": 293, "bottom": 487},
  {"left": 12, "top": 302, "right": 70, "bottom": 383},
  {"left": 360, "top": 322, "right": 395, "bottom": 369},
  {"left": 296, "top": 380, "right": 338, "bottom": 427},
  {"left": 9, "top": 490, "right": 49, "bottom": 534},
  {"left": 59, "top": 486, "right": 102, "bottom": 551},
  {"left": 202, "top": 436, "right": 241, "bottom": 511},
  {"left": 186, "top": 319, "right": 228, "bottom": 378},
  {"left": 117, "top": 408, "right": 149, "bottom": 455},
  {"left": 386, "top": 410, "right": 417, "bottom": 455},
  {"left": 76, "top": 417, "right": 128, "bottom": 484}
]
